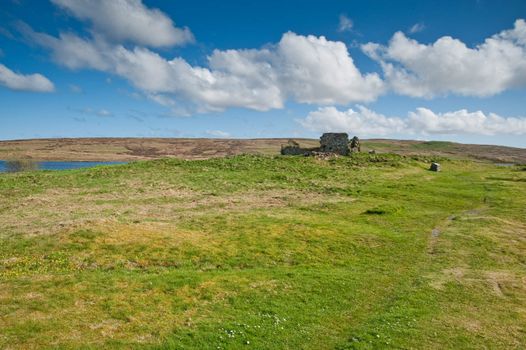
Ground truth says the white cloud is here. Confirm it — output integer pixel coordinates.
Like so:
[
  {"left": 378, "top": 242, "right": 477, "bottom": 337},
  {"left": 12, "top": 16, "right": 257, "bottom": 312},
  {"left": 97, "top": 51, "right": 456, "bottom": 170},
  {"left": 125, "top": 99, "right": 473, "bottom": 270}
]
[
  {"left": 19, "top": 25, "right": 112, "bottom": 70},
  {"left": 407, "top": 108, "right": 526, "bottom": 135},
  {"left": 25, "top": 8, "right": 525, "bottom": 114},
  {"left": 338, "top": 15, "right": 353, "bottom": 32},
  {"left": 299, "top": 106, "right": 406, "bottom": 136},
  {"left": 276, "top": 33, "right": 384, "bottom": 104},
  {"left": 69, "top": 84, "right": 82, "bottom": 93},
  {"left": 25, "top": 25, "right": 384, "bottom": 112},
  {"left": 363, "top": 19, "right": 526, "bottom": 97},
  {"left": 97, "top": 109, "right": 112, "bottom": 117},
  {"left": 408, "top": 23, "right": 425, "bottom": 34},
  {"left": 205, "top": 130, "right": 231, "bottom": 138},
  {"left": 299, "top": 106, "right": 526, "bottom": 136},
  {"left": 0, "top": 63, "right": 54, "bottom": 92},
  {"left": 50, "top": 0, "right": 194, "bottom": 47},
  {"left": 72, "top": 107, "right": 113, "bottom": 117}
]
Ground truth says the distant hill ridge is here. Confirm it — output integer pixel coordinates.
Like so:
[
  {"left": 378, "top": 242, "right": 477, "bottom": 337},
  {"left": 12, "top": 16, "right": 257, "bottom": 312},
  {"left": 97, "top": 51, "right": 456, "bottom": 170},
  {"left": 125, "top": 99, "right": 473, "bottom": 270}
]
[{"left": 0, "top": 138, "right": 524, "bottom": 164}]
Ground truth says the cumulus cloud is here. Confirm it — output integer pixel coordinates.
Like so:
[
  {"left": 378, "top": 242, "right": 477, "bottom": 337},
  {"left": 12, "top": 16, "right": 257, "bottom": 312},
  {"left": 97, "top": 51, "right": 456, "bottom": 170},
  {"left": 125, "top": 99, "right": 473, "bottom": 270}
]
[
  {"left": 0, "top": 63, "right": 54, "bottom": 92},
  {"left": 50, "top": 0, "right": 194, "bottom": 47},
  {"left": 407, "top": 108, "right": 526, "bottom": 135},
  {"left": 275, "top": 33, "right": 384, "bottom": 104},
  {"left": 338, "top": 15, "right": 353, "bottom": 32},
  {"left": 299, "top": 106, "right": 526, "bottom": 136},
  {"left": 362, "top": 19, "right": 526, "bottom": 97},
  {"left": 299, "top": 106, "right": 406, "bottom": 135},
  {"left": 24, "top": 24, "right": 384, "bottom": 112},
  {"left": 24, "top": 3, "right": 525, "bottom": 115}
]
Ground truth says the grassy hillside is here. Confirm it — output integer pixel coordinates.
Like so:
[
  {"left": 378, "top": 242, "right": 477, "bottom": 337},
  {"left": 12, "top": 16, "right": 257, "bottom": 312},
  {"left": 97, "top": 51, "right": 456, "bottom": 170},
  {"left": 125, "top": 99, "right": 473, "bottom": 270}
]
[
  {"left": 362, "top": 139, "right": 526, "bottom": 164},
  {"left": 1, "top": 154, "right": 525, "bottom": 349}
]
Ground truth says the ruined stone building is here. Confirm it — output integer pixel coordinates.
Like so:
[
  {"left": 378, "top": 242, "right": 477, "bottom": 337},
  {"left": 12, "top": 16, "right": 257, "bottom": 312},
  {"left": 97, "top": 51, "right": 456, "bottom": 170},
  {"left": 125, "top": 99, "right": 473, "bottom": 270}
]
[
  {"left": 281, "top": 133, "right": 352, "bottom": 156},
  {"left": 319, "top": 133, "right": 350, "bottom": 155},
  {"left": 280, "top": 139, "right": 309, "bottom": 155}
]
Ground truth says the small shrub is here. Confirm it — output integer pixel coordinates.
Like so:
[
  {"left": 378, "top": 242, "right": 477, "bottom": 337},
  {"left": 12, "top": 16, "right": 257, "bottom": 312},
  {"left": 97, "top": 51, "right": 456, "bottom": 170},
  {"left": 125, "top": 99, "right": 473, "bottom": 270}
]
[
  {"left": 364, "top": 208, "right": 387, "bottom": 215},
  {"left": 364, "top": 204, "right": 405, "bottom": 215}
]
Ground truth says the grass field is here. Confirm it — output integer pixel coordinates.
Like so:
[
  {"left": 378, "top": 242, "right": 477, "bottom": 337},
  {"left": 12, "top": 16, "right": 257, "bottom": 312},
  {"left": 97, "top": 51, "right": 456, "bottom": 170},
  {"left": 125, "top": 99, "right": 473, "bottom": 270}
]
[{"left": 1, "top": 153, "right": 525, "bottom": 349}]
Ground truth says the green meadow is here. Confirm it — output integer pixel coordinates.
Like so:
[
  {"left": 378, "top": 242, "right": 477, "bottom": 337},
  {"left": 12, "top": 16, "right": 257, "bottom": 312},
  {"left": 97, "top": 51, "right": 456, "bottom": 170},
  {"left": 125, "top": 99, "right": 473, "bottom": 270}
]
[{"left": 1, "top": 154, "right": 525, "bottom": 349}]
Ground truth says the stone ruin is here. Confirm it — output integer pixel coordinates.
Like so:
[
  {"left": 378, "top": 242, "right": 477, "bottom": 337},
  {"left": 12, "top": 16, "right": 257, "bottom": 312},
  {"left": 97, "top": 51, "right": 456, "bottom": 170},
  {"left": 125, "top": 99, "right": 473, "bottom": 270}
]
[
  {"left": 319, "top": 133, "right": 350, "bottom": 155},
  {"left": 280, "top": 139, "right": 310, "bottom": 155},
  {"left": 281, "top": 133, "right": 360, "bottom": 156}
]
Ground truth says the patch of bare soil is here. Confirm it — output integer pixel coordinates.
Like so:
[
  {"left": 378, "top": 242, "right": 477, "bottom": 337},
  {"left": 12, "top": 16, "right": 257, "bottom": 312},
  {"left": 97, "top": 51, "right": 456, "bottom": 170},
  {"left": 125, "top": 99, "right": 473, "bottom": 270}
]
[{"left": 429, "top": 268, "right": 525, "bottom": 298}]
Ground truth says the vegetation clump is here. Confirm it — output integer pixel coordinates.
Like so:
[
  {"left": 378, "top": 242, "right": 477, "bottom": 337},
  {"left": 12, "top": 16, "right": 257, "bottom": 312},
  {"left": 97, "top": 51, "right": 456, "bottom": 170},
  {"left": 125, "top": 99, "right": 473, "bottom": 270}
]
[{"left": 4, "top": 159, "right": 39, "bottom": 172}]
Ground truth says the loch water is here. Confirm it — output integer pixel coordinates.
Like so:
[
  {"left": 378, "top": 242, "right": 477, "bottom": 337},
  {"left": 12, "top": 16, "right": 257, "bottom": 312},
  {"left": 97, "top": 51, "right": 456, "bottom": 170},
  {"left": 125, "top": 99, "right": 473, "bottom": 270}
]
[{"left": 0, "top": 160, "right": 127, "bottom": 173}]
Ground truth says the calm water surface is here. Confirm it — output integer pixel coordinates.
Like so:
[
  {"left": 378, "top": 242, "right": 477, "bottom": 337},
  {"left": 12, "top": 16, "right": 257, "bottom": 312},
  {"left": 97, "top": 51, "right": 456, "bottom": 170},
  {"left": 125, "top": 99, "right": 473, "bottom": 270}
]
[{"left": 0, "top": 160, "right": 127, "bottom": 173}]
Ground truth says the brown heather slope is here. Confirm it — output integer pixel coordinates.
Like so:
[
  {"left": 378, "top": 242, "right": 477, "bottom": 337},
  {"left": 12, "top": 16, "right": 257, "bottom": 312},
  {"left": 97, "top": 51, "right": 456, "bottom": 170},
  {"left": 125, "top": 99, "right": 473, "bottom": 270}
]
[
  {"left": 0, "top": 137, "right": 525, "bottom": 163},
  {"left": 0, "top": 138, "right": 318, "bottom": 161}
]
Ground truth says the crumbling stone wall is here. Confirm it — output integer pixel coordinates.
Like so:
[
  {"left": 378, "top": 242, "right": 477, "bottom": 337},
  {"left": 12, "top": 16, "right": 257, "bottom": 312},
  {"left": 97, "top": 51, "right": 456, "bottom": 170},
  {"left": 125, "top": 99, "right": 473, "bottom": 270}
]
[
  {"left": 281, "top": 139, "right": 311, "bottom": 155},
  {"left": 281, "top": 145, "right": 309, "bottom": 155},
  {"left": 319, "top": 133, "right": 350, "bottom": 155},
  {"left": 350, "top": 136, "right": 361, "bottom": 153}
]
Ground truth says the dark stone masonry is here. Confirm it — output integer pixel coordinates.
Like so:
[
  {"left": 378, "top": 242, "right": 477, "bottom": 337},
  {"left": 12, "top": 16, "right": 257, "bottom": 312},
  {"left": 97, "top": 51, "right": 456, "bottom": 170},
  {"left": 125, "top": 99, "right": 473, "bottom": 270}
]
[
  {"left": 280, "top": 139, "right": 310, "bottom": 155},
  {"left": 319, "top": 133, "right": 350, "bottom": 155}
]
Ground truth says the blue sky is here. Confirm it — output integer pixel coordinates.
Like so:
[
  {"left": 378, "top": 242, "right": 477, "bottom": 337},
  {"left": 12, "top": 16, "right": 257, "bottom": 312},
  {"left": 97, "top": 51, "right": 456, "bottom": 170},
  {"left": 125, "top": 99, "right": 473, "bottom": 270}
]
[{"left": 1, "top": 0, "right": 525, "bottom": 147}]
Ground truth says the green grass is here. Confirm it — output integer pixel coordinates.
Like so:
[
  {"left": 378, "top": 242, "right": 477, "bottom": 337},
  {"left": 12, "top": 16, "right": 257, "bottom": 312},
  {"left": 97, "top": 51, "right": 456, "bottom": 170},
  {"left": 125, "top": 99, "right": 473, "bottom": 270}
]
[{"left": 0, "top": 154, "right": 525, "bottom": 349}]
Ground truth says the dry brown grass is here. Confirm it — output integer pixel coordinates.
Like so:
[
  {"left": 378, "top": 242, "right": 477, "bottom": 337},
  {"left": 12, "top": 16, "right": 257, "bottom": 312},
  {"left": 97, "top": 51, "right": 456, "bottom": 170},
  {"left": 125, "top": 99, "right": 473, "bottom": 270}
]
[
  {"left": 0, "top": 181, "right": 351, "bottom": 237},
  {"left": 0, "top": 138, "right": 319, "bottom": 161}
]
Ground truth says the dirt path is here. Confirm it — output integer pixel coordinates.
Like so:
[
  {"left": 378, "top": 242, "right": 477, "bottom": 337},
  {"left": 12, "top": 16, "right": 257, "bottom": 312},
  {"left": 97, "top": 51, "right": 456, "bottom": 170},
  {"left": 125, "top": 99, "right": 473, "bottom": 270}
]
[{"left": 428, "top": 209, "right": 482, "bottom": 254}]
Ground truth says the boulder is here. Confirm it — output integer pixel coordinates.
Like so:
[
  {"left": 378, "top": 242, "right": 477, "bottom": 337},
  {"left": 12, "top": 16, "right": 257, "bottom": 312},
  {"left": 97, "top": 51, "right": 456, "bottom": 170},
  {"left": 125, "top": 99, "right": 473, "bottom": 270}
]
[{"left": 430, "top": 162, "right": 441, "bottom": 172}]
